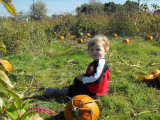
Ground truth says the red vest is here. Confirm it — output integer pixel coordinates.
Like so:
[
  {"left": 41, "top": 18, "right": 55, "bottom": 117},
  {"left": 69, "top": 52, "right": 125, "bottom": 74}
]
[{"left": 86, "top": 68, "right": 110, "bottom": 96}]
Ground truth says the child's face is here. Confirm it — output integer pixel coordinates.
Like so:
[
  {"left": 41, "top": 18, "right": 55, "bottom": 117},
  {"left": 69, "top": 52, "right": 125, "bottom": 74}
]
[{"left": 88, "top": 42, "right": 107, "bottom": 60}]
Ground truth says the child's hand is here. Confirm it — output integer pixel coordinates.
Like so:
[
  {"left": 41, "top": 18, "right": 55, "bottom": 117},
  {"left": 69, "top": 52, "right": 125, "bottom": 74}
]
[{"left": 77, "top": 74, "right": 84, "bottom": 82}]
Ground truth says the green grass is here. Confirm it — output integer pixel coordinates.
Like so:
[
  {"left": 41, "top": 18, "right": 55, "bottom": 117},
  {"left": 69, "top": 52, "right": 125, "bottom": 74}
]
[{"left": 2, "top": 36, "right": 160, "bottom": 120}]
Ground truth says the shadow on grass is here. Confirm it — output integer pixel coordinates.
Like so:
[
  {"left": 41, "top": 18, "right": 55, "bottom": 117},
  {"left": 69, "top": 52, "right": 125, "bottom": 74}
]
[
  {"left": 146, "top": 79, "right": 160, "bottom": 89},
  {"left": 23, "top": 94, "right": 70, "bottom": 104},
  {"left": 45, "top": 111, "right": 65, "bottom": 120},
  {"left": 135, "top": 78, "right": 160, "bottom": 90}
]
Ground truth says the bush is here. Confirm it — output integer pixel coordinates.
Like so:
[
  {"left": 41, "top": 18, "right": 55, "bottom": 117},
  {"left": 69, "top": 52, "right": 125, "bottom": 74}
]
[{"left": 107, "top": 10, "right": 139, "bottom": 36}]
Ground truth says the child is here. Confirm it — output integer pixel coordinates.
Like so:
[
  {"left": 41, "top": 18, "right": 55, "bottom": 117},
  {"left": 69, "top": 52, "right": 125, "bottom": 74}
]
[{"left": 43, "top": 35, "right": 110, "bottom": 98}]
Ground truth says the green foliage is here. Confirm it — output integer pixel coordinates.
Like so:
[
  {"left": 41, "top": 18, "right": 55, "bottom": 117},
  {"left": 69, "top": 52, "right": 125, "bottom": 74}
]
[
  {"left": 0, "top": 41, "right": 6, "bottom": 53},
  {"left": 107, "top": 10, "right": 139, "bottom": 36},
  {"left": 0, "top": 66, "right": 42, "bottom": 119},
  {"left": 71, "top": 14, "right": 96, "bottom": 36},
  {"left": 76, "top": 1, "right": 104, "bottom": 15},
  {"left": 0, "top": 70, "right": 14, "bottom": 89}
]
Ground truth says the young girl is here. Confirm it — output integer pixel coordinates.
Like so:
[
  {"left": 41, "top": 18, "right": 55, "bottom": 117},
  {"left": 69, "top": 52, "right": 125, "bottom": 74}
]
[{"left": 44, "top": 35, "right": 110, "bottom": 98}]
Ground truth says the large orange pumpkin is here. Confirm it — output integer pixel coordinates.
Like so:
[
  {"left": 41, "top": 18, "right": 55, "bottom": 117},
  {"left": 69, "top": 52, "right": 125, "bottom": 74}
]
[
  {"left": 0, "top": 60, "right": 12, "bottom": 76},
  {"left": 145, "top": 36, "right": 153, "bottom": 41},
  {"left": 64, "top": 95, "right": 100, "bottom": 120}
]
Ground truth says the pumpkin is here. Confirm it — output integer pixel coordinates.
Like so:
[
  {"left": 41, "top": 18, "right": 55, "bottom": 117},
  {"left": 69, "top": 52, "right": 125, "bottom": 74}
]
[
  {"left": 138, "top": 74, "right": 155, "bottom": 82},
  {"left": 123, "top": 38, "right": 130, "bottom": 44},
  {"left": 64, "top": 95, "right": 100, "bottom": 120},
  {"left": 112, "top": 33, "right": 117, "bottom": 37},
  {"left": 58, "top": 35, "right": 64, "bottom": 40},
  {"left": 0, "top": 60, "right": 12, "bottom": 76},
  {"left": 86, "top": 33, "right": 91, "bottom": 38},
  {"left": 78, "top": 39, "right": 84, "bottom": 44},
  {"left": 150, "top": 69, "right": 160, "bottom": 78},
  {"left": 145, "top": 36, "right": 153, "bottom": 41}
]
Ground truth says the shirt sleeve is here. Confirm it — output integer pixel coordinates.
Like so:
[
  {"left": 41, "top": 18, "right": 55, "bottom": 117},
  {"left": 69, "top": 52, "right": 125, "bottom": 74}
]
[{"left": 82, "top": 59, "right": 105, "bottom": 84}]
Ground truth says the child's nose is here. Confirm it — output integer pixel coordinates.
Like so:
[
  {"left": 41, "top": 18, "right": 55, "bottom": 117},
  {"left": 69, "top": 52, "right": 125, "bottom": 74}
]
[{"left": 93, "top": 50, "right": 97, "bottom": 53}]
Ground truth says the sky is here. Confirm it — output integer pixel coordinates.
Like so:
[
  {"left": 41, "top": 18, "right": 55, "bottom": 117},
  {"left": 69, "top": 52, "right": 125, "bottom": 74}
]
[{"left": 0, "top": 0, "right": 160, "bottom": 17}]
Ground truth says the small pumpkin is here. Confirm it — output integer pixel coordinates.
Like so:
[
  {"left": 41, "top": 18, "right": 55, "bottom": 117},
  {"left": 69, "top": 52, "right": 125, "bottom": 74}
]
[
  {"left": 86, "top": 33, "right": 91, "bottom": 38},
  {"left": 78, "top": 38, "right": 84, "bottom": 44},
  {"left": 138, "top": 74, "right": 155, "bottom": 82},
  {"left": 112, "top": 33, "right": 118, "bottom": 37},
  {"left": 150, "top": 69, "right": 160, "bottom": 78},
  {"left": 0, "top": 60, "right": 12, "bottom": 76},
  {"left": 123, "top": 38, "right": 130, "bottom": 44},
  {"left": 64, "top": 95, "right": 100, "bottom": 120},
  {"left": 58, "top": 35, "right": 64, "bottom": 40},
  {"left": 145, "top": 36, "right": 153, "bottom": 41}
]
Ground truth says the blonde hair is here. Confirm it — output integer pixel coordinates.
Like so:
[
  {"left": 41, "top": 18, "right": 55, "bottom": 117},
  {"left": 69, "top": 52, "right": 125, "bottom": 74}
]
[{"left": 88, "top": 35, "right": 109, "bottom": 52}]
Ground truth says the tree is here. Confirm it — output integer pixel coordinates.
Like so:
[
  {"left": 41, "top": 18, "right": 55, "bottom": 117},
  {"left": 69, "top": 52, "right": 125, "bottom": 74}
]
[
  {"left": 76, "top": 0, "right": 103, "bottom": 15},
  {"left": 29, "top": 0, "right": 47, "bottom": 20}
]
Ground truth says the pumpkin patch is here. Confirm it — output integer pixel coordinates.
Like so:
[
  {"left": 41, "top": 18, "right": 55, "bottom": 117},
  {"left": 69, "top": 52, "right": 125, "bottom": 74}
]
[{"left": 64, "top": 95, "right": 100, "bottom": 120}]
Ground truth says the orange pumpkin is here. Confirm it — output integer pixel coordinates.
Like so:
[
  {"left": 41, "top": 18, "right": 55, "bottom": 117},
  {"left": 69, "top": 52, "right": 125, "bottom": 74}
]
[
  {"left": 138, "top": 74, "right": 155, "bottom": 82},
  {"left": 150, "top": 69, "right": 160, "bottom": 78},
  {"left": 145, "top": 36, "right": 153, "bottom": 41},
  {"left": 58, "top": 35, "right": 64, "bottom": 40},
  {"left": 123, "top": 38, "right": 130, "bottom": 44},
  {"left": 0, "top": 60, "right": 12, "bottom": 76},
  {"left": 113, "top": 33, "right": 117, "bottom": 37},
  {"left": 86, "top": 33, "right": 91, "bottom": 38},
  {"left": 78, "top": 38, "right": 84, "bottom": 44},
  {"left": 64, "top": 95, "right": 100, "bottom": 120}
]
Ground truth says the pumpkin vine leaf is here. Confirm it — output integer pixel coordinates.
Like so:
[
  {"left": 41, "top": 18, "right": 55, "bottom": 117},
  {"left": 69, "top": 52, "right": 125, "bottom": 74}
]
[{"left": 0, "top": 0, "right": 17, "bottom": 17}]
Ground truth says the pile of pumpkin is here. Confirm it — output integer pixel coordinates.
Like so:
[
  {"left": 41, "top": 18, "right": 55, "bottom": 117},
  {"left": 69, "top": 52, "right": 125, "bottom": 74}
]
[{"left": 138, "top": 69, "right": 160, "bottom": 82}]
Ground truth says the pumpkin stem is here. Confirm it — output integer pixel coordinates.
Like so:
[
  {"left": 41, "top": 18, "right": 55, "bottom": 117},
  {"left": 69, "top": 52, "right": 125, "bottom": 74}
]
[{"left": 72, "top": 106, "right": 83, "bottom": 119}]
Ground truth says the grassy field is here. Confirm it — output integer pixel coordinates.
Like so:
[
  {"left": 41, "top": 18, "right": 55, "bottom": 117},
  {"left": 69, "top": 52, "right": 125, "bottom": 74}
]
[{"left": 2, "top": 35, "right": 160, "bottom": 119}]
